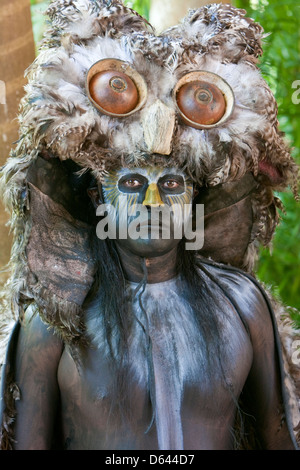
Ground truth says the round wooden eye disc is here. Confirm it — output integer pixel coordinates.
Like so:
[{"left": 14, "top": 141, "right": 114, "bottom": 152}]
[
  {"left": 174, "top": 71, "right": 235, "bottom": 129},
  {"left": 176, "top": 81, "right": 226, "bottom": 125},
  {"left": 89, "top": 70, "right": 139, "bottom": 115}
]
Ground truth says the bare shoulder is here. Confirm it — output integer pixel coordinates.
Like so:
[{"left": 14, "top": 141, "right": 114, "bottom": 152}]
[
  {"left": 199, "top": 261, "right": 299, "bottom": 450},
  {"left": 199, "top": 259, "right": 275, "bottom": 336},
  {"left": 17, "top": 305, "right": 64, "bottom": 360},
  {"left": 1, "top": 306, "right": 64, "bottom": 450}
]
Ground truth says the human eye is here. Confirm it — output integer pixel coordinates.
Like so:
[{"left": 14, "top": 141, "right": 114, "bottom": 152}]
[
  {"left": 159, "top": 175, "right": 185, "bottom": 193},
  {"left": 118, "top": 174, "right": 147, "bottom": 193},
  {"left": 161, "top": 179, "right": 180, "bottom": 189},
  {"left": 123, "top": 178, "right": 143, "bottom": 188}
]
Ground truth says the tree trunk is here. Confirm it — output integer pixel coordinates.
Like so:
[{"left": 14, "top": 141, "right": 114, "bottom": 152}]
[
  {"left": 0, "top": 0, "right": 35, "bottom": 284},
  {"left": 150, "top": 0, "right": 230, "bottom": 32}
]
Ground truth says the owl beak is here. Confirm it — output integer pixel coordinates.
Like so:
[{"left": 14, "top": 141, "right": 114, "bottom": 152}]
[
  {"left": 142, "top": 183, "right": 165, "bottom": 207},
  {"left": 142, "top": 99, "right": 175, "bottom": 155}
]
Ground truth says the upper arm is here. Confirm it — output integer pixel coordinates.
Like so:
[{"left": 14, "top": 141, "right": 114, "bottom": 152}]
[
  {"left": 237, "top": 277, "right": 297, "bottom": 449},
  {"left": 13, "top": 307, "right": 63, "bottom": 450}
]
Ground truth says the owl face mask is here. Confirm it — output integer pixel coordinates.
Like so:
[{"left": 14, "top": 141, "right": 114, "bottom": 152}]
[
  {"left": 5, "top": 0, "right": 296, "bottom": 272},
  {"left": 96, "top": 166, "right": 203, "bottom": 256}
]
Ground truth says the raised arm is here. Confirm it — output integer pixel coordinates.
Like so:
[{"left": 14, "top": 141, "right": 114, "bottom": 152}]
[{"left": 10, "top": 307, "right": 63, "bottom": 450}]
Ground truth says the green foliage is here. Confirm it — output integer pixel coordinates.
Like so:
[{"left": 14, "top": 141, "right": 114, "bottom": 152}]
[
  {"left": 124, "top": 0, "right": 150, "bottom": 19},
  {"left": 30, "top": 0, "right": 49, "bottom": 48}
]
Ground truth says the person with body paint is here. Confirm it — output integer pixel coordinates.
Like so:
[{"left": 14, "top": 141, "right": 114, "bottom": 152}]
[
  {"left": 5, "top": 161, "right": 297, "bottom": 450},
  {"left": 0, "top": 1, "right": 299, "bottom": 452}
]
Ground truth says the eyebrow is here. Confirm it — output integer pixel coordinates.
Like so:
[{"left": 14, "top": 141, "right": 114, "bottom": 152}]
[{"left": 158, "top": 173, "right": 185, "bottom": 181}]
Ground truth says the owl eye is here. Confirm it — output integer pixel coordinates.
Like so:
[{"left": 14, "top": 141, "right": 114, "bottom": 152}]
[
  {"left": 174, "top": 71, "right": 234, "bottom": 129},
  {"left": 86, "top": 59, "right": 147, "bottom": 117}
]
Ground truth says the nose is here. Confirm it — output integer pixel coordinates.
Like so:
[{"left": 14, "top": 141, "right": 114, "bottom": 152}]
[
  {"left": 142, "top": 183, "right": 164, "bottom": 207},
  {"left": 142, "top": 99, "right": 175, "bottom": 155}
]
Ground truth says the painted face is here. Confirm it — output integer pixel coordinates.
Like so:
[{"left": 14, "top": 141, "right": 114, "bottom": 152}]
[{"left": 100, "top": 166, "right": 194, "bottom": 257}]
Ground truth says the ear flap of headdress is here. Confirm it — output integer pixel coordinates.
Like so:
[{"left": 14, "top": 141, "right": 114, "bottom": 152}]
[
  {"left": 45, "top": 0, "right": 150, "bottom": 45},
  {"left": 197, "top": 173, "right": 260, "bottom": 271},
  {"left": 21, "top": 156, "right": 97, "bottom": 343},
  {"left": 166, "top": 3, "right": 264, "bottom": 64}
]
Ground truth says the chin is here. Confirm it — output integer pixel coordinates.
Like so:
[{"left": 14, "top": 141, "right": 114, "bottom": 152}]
[{"left": 117, "top": 237, "right": 180, "bottom": 258}]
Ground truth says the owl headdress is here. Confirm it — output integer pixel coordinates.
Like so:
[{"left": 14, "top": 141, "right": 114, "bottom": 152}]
[
  {"left": 1, "top": 0, "right": 298, "bottom": 335},
  {"left": 0, "top": 0, "right": 299, "bottom": 448}
]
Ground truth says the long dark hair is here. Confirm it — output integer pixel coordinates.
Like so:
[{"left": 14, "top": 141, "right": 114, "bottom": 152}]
[
  {"left": 78, "top": 167, "right": 244, "bottom": 444},
  {"left": 85, "top": 233, "right": 240, "bottom": 436}
]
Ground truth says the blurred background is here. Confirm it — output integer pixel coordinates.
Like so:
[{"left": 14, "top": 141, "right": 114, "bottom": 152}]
[{"left": 0, "top": 0, "right": 299, "bottom": 324}]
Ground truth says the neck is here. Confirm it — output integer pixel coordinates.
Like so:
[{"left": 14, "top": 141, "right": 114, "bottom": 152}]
[{"left": 115, "top": 243, "right": 179, "bottom": 284}]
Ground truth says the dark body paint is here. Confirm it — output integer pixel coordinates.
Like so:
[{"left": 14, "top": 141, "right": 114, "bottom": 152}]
[{"left": 0, "top": 259, "right": 297, "bottom": 450}]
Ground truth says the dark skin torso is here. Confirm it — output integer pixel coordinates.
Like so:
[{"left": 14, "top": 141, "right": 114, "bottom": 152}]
[
  {"left": 11, "top": 249, "right": 296, "bottom": 450},
  {"left": 57, "top": 291, "right": 251, "bottom": 449}
]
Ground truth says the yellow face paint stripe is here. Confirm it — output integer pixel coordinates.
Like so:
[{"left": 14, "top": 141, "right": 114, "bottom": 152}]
[{"left": 166, "top": 184, "right": 193, "bottom": 207}]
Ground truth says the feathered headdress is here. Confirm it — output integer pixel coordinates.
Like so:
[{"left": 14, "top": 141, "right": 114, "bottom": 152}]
[{"left": 0, "top": 0, "right": 299, "bottom": 426}]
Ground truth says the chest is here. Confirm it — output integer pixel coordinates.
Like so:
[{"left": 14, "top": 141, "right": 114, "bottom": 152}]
[{"left": 58, "top": 280, "right": 253, "bottom": 445}]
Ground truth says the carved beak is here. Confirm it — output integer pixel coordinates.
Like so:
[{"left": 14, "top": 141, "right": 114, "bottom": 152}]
[
  {"left": 142, "top": 99, "right": 175, "bottom": 155},
  {"left": 142, "top": 183, "right": 165, "bottom": 207}
]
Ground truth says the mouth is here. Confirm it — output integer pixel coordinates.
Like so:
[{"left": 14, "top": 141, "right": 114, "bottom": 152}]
[
  {"left": 137, "top": 222, "right": 165, "bottom": 232},
  {"left": 137, "top": 215, "right": 171, "bottom": 230}
]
